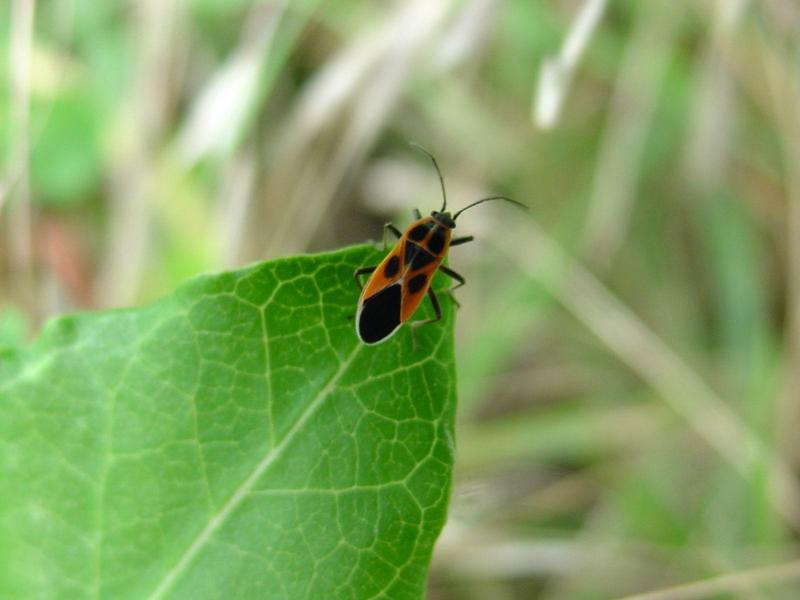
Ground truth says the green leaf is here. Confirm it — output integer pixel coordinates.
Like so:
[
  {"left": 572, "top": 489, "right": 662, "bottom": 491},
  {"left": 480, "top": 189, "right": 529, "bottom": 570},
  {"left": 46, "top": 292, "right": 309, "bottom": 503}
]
[{"left": 0, "top": 245, "right": 456, "bottom": 599}]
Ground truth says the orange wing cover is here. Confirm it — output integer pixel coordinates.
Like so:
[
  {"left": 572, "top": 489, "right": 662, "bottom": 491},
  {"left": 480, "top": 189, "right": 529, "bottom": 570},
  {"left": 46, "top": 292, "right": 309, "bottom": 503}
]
[{"left": 357, "top": 218, "right": 450, "bottom": 343}]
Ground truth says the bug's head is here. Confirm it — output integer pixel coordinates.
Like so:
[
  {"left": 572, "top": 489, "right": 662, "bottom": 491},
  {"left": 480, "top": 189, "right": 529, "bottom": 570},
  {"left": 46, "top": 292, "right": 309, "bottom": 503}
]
[{"left": 431, "top": 211, "right": 456, "bottom": 229}]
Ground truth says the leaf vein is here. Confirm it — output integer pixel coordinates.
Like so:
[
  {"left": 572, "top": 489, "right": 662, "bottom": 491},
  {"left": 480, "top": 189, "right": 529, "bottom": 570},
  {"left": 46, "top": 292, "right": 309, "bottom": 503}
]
[{"left": 146, "top": 341, "right": 363, "bottom": 599}]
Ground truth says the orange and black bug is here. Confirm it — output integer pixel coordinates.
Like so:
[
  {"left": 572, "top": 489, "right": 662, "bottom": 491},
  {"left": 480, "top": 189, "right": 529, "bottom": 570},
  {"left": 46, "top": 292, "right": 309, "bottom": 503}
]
[{"left": 354, "top": 146, "right": 526, "bottom": 346}]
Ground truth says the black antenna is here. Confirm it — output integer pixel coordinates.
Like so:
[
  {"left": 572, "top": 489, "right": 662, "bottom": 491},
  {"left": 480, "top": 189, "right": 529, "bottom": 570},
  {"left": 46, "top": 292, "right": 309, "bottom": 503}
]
[
  {"left": 453, "top": 196, "right": 527, "bottom": 220},
  {"left": 409, "top": 142, "right": 447, "bottom": 212}
]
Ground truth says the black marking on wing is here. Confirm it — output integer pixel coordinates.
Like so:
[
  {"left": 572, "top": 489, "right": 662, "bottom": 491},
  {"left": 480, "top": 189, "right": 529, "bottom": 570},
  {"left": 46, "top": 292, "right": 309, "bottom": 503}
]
[
  {"left": 411, "top": 249, "right": 436, "bottom": 270},
  {"left": 384, "top": 255, "right": 400, "bottom": 278},
  {"left": 404, "top": 240, "right": 418, "bottom": 265},
  {"left": 409, "top": 223, "right": 430, "bottom": 241},
  {"left": 358, "top": 283, "right": 402, "bottom": 344},
  {"left": 427, "top": 227, "right": 446, "bottom": 254},
  {"left": 407, "top": 273, "right": 427, "bottom": 294}
]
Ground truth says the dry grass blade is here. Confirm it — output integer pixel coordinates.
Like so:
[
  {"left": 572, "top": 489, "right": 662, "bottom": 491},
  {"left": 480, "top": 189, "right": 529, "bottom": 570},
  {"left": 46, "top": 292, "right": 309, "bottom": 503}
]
[
  {"left": 683, "top": 0, "right": 749, "bottom": 189},
  {"left": 760, "top": 3, "right": 800, "bottom": 489},
  {"left": 175, "top": 2, "right": 288, "bottom": 165},
  {"left": 93, "top": 0, "right": 183, "bottom": 308},
  {"left": 432, "top": 0, "right": 502, "bottom": 73},
  {"left": 173, "top": 1, "right": 290, "bottom": 268},
  {"left": 4, "top": 0, "right": 36, "bottom": 318},
  {"left": 493, "top": 220, "right": 800, "bottom": 532},
  {"left": 216, "top": 148, "right": 258, "bottom": 269},
  {"left": 580, "top": 1, "right": 680, "bottom": 269},
  {"left": 534, "top": 0, "right": 607, "bottom": 129},
  {"left": 258, "top": 0, "right": 451, "bottom": 260},
  {"left": 618, "top": 559, "right": 800, "bottom": 600}
]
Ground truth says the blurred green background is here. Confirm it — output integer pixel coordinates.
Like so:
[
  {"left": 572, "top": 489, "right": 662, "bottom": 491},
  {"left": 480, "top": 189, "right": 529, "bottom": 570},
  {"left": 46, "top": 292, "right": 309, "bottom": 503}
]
[{"left": 3, "top": 0, "right": 800, "bottom": 598}]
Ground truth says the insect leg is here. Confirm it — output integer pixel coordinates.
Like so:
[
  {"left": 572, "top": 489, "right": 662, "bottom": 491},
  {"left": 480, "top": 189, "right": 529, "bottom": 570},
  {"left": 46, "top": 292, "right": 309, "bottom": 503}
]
[
  {"left": 383, "top": 223, "right": 403, "bottom": 250},
  {"left": 439, "top": 265, "right": 465, "bottom": 308},
  {"left": 410, "top": 287, "right": 442, "bottom": 351},
  {"left": 439, "top": 265, "right": 465, "bottom": 289},
  {"left": 450, "top": 235, "right": 474, "bottom": 247},
  {"left": 413, "top": 208, "right": 422, "bottom": 220},
  {"left": 353, "top": 265, "right": 377, "bottom": 290}
]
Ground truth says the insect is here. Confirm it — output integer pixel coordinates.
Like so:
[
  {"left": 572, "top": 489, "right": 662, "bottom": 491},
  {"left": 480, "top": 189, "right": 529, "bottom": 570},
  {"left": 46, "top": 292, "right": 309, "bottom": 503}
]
[{"left": 354, "top": 145, "right": 526, "bottom": 346}]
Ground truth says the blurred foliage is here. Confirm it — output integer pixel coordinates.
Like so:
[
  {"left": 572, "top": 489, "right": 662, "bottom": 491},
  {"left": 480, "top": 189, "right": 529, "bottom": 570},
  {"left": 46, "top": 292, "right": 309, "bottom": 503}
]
[
  {"left": 3, "top": 0, "right": 800, "bottom": 598},
  {"left": 0, "top": 307, "right": 26, "bottom": 350}
]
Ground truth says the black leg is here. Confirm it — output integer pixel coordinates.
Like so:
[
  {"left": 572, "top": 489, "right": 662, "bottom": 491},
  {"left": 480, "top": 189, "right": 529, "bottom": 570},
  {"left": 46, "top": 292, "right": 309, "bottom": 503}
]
[
  {"left": 439, "top": 265, "right": 465, "bottom": 290},
  {"left": 410, "top": 287, "right": 442, "bottom": 351},
  {"left": 450, "top": 235, "right": 474, "bottom": 247},
  {"left": 413, "top": 208, "right": 422, "bottom": 220},
  {"left": 439, "top": 265, "right": 465, "bottom": 308},
  {"left": 383, "top": 223, "right": 403, "bottom": 249},
  {"left": 353, "top": 265, "right": 377, "bottom": 290}
]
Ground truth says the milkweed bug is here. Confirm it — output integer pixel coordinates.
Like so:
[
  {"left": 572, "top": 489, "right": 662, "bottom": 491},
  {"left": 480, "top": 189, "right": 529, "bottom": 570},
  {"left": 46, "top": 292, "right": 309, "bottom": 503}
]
[{"left": 354, "top": 145, "right": 526, "bottom": 346}]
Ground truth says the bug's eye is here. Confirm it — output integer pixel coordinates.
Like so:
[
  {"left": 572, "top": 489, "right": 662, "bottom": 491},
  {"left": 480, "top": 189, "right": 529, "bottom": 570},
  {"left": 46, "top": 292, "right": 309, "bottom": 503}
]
[{"left": 409, "top": 224, "right": 429, "bottom": 241}]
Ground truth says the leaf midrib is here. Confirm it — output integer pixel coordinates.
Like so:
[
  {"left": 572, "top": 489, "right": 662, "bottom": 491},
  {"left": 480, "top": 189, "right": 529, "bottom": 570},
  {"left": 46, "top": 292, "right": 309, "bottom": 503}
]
[{"left": 146, "top": 342, "right": 363, "bottom": 599}]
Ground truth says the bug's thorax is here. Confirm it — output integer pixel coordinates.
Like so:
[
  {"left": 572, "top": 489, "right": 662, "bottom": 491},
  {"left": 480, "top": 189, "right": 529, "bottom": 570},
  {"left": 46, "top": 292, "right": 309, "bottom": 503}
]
[
  {"left": 405, "top": 216, "right": 453, "bottom": 258},
  {"left": 430, "top": 211, "right": 456, "bottom": 229}
]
